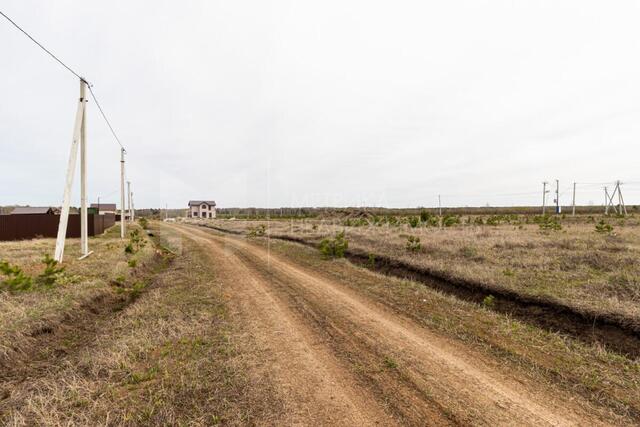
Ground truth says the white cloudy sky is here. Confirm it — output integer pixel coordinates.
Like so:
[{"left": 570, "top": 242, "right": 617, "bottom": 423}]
[{"left": 2, "top": 1, "right": 640, "bottom": 209}]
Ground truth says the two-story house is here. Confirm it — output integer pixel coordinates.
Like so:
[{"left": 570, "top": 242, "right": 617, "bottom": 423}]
[{"left": 188, "top": 200, "right": 216, "bottom": 219}]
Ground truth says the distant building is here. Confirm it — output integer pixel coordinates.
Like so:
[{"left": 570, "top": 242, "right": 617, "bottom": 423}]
[
  {"left": 10, "top": 206, "right": 59, "bottom": 215},
  {"left": 90, "top": 203, "right": 117, "bottom": 215},
  {"left": 188, "top": 200, "right": 216, "bottom": 219}
]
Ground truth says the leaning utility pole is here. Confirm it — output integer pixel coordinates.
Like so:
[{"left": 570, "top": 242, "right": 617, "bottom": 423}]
[
  {"left": 54, "top": 78, "right": 90, "bottom": 262},
  {"left": 616, "top": 180, "right": 628, "bottom": 215},
  {"left": 604, "top": 186, "right": 612, "bottom": 215},
  {"left": 571, "top": 182, "right": 576, "bottom": 216},
  {"left": 542, "top": 181, "right": 549, "bottom": 215},
  {"left": 120, "top": 148, "right": 126, "bottom": 238},
  {"left": 605, "top": 181, "right": 628, "bottom": 216}
]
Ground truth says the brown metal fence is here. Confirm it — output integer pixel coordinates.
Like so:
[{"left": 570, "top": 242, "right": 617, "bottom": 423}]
[{"left": 0, "top": 214, "right": 116, "bottom": 241}]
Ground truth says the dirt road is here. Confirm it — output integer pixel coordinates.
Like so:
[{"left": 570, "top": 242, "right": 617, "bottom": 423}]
[{"left": 171, "top": 224, "right": 613, "bottom": 426}]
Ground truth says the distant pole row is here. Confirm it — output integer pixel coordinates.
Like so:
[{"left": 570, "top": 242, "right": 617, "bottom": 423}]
[{"left": 542, "top": 180, "right": 627, "bottom": 216}]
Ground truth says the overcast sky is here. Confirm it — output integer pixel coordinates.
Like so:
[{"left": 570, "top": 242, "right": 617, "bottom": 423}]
[{"left": 2, "top": 1, "right": 640, "bottom": 209}]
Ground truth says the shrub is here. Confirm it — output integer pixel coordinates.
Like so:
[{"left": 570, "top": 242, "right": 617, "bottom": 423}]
[
  {"left": 485, "top": 216, "right": 500, "bottom": 226},
  {"left": 36, "top": 254, "right": 65, "bottom": 287},
  {"left": 138, "top": 217, "right": 149, "bottom": 229},
  {"left": 595, "top": 220, "right": 613, "bottom": 234},
  {"left": 383, "top": 356, "right": 398, "bottom": 369},
  {"left": 248, "top": 224, "right": 266, "bottom": 237},
  {"left": 406, "top": 235, "right": 421, "bottom": 252},
  {"left": 319, "top": 231, "right": 348, "bottom": 258},
  {"left": 0, "top": 260, "right": 33, "bottom": 291},
  {"left": 459, "top": 246, "right": 478, "bottom": 259},
  {"left": 368, "top": 253, "right": 376, "bottom": 268},
  {"left": 420, "top": 210, "right": 432, "bottom": 222},
  {"left": 482, "top": 295, "right": 495, "bottom": 308},
  {"left": 125, "top": 229, "right": 147, "bottom": 255},
  {"left": 537, "top": 215, "right": 562, "bottom": 231},
  {"left": 408, "top": 216, "right": 420, "bottom": 228},
  {"left": 473, "top": 217, "right": 485, "bottom": 226},
  {"left": 426, "top": 216, "right": 440, "bottom": 227},
  {"left": 442, "top": 215, "right": 459, "bottom": 227}
]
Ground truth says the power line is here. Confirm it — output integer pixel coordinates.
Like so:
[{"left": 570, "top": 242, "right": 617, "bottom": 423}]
[
  {"left": 0, "top": 9, "right": 126, "bottom": 151},
  {"left": 0, "top": 10, "right": 83, "bottom": 81},
  {"left": 87, "top": 85, "right": 125, "bottom": 150}
]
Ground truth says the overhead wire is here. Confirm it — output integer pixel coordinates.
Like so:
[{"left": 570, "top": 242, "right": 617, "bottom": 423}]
[{"left": 0, "top": 9, "right": 126, "bottom": 152}]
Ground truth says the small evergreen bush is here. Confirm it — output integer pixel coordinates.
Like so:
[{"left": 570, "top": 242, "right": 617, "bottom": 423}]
[
  {"left": 319, "top": 231, "right": 348, "bottom": 258},
  {"left": 595, "top": 220, "right": 613, "bottom": 234},
  {"left": 0, "top": 260, "right": 33, "bottom": 291}
]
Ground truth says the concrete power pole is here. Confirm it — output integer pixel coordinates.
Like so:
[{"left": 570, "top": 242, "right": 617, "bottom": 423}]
[
  {"left": 542, "top": 182, "right": 548, "bottom": 215},
  {"left": 571, "top": 182, "right": 576, "bottom": 216},
  {"left": 80, "top": 83, "right": 88, "bottom": 257},
  {"left": 120, "top": 148, "right": 126, "bottom": 238},
  {"left": 54, "top": 78, "right": 89, "bottom": 262},
  {"left": 614, "top": 180, "right": 628, "bottom": 215},
  {"left": 555, "top": 179, "right": 560, "bottom": 214},
  {"left": 618, "top": 181, "right": 628, "bottom": 215},
  {"left": 131, "top": 192, "right": 135, "bottom": 221},
  {"left": 438, "top": 194, "right": 442, "bottom": 216}
]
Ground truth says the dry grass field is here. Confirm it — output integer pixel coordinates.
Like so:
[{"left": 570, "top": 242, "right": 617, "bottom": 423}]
[
  {"left": 2, "top": 218, "right": 639, "bottom": 425},
  {"left": 0, "top": 224, "right": 276, "bottom": 425},
  {"left": 199, "top": 214, "right": 640, "bottom": 328}
]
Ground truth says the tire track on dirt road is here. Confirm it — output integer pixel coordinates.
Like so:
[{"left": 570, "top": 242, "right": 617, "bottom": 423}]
[
  {"left": 170, "top": 225, "right": 397, "bottom": 426},
  {"left": 173, "top": 224, "right": 613, "bottom": 426}
]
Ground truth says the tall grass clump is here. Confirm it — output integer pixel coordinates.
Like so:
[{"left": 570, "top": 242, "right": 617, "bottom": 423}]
[{"left": 406, "top": 235, "right": 422, "bottom": 252}]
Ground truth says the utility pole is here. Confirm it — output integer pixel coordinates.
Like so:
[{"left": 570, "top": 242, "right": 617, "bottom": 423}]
[
  {"left": 438, "top": 194, "right": 442, "bottom": 216},
  {"left": 571, "top": 182, "right": 576, "bottom": 216},
  {"left": 79, "top": 80, "right": 89, "bottom": 257},
  {"left": 131, "top": 192, "right": 135, "bottom": 221},
  {"left": 542, "top": 182, "right": 548, "bottom": 215},
  {"left": 618, "top": 181, "right": 628, "bottom": 215},
  {"left": 604, "top": 182, "right": 627, "bottom": 215},
  {"left": 120, "top": 148, "right": 126, "bottom": 238},
  {"left": 127, "top": 181, "right": 132, "bottom": 223},
  {"left": 165, "top": 203, "right": 168, "bottom": 220},
  {"left": 55, "top": 78, "right": 89, "bottom": 262},
  {"left": 616, "top": 180, "right": 627, "bottom": 215},
  {"left": 555, "top": 179, "right": 560, "bottom": 214}
]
